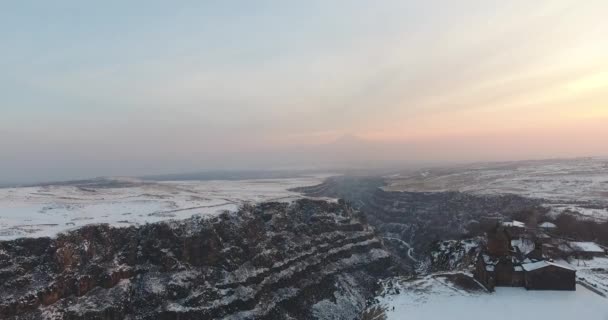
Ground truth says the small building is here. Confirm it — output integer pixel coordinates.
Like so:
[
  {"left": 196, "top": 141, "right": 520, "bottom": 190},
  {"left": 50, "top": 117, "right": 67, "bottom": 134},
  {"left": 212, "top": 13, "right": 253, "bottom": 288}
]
[
  {"left": 569, "top": 242, "right": 606, "bottom": 259},
  {"left": 476, "top": 255, "right": 529, "bottom": 290},
  {"left": 522, "top": 261, "right": 576, "bottom": 291}
]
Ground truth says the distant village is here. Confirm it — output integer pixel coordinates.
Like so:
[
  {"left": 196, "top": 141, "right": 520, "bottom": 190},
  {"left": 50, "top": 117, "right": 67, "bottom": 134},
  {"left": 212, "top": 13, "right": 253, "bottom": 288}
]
[{"left": 474, "top": 217, "right": 607, "bottom": 292}]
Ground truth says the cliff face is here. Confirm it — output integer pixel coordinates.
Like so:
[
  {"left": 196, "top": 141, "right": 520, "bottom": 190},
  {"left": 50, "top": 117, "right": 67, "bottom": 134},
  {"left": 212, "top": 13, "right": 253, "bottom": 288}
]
[{"left": 0, "top": 199, "right": 391, "bottom": 320}]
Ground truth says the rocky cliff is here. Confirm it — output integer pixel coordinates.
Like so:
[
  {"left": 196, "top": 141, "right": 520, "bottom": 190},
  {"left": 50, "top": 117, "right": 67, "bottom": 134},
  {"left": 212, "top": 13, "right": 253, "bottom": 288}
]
[{"left": 0, "top": 199, "right": 391, "bottom": 320}]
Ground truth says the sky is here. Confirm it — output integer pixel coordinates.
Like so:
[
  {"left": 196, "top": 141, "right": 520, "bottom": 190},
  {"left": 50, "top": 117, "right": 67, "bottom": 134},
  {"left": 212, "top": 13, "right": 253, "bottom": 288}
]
[{"left": 1, "top": 0, "right": 608, "bottom": 183}]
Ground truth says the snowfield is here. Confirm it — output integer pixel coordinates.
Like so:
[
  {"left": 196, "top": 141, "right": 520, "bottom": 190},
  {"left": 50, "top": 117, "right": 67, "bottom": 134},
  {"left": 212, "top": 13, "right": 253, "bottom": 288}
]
[
  {"left": 0, "top": 175, "right": 333, "bottom": 240},
  {"left": 376, "top": 274, "right": 608, "bottom": 320},
  {"left": 385, "top": 158, "right": 608, "bottom": 220}
]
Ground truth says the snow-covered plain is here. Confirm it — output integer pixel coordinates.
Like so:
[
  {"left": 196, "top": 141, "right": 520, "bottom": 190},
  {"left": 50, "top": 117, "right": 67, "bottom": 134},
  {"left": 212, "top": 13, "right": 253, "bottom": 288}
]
[
  {"left": 376, "top": 274, "right": 608, "bottom": 320},
  {"left": 0, "top": 175, "right": 333, "bottom": 240},
  {"left": 385, "top": 158, "right": 608, "bottom": 220}
]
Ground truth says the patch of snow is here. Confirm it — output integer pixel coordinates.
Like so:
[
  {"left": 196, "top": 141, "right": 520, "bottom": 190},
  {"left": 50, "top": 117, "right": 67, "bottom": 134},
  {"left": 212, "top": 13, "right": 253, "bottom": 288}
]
[
  {"left": 385, "top": 158, "right": 608, "bottom": 221},
  {"left": 502, "top": 220, "right": 525, "bottom": 228},
  {"left": 0, "top": 175, "right": 333, "bottom": 240},
  {"left": 521, "top": 260, "right": 576, "bottom": 272},
  {"left": 539, "top": 222, "right": 557, "bottom": 228},
  {"left": 569, "top": 242, "right": 605, "bottom": 253},
  {"left": 376, "top": 275, "right": 608, "bottom": 320},
  {"left": 511, "top": 238, "right": 535, "bottom": 255},
  {"left": 548, "top": 204, "right": 608, "bottom": 221},
  {"left": 560, "top": 257, "right": 608, "bottom": 296},
  {"left": 482, "top": 254, "right": 496, "bottom": 265}
]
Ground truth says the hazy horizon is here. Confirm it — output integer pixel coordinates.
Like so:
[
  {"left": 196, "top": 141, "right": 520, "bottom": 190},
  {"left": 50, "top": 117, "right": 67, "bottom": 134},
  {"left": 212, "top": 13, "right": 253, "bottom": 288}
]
[{"left": 3, "top": 1, "right": 608, "bottom": 184}]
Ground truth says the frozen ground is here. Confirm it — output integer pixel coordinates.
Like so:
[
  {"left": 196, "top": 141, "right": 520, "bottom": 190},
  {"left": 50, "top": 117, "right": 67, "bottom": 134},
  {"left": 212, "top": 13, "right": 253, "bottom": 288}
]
[
  {"left": 375, "top": 273, "right": 608, "bottom": 320},
  {"left": 385, "top": 158, "right": 608, "bottom": 220},
  {"left": 561, "top": 257, "right": 608, "bottom": 296},
  {"left": 0, "top": 175, "right": 333, "bottom": 240}
]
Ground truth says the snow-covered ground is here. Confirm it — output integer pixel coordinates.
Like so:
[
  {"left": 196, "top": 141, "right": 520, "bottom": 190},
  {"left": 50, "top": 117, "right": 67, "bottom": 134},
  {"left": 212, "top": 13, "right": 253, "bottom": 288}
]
[
  {"left": 385, "top": 158, "right": 608, "bottom": 220},
  {"left": 546, "top": 204, "right": 608, "bottom": 220},
  {"left": 0, "top": 175, "right": 332, "bottom": 240},
  {"left": 375, "top": 274, "right": 608, "bottom": 320},
  {"left": 560, "top": 257, "right": 608, "bottom": 297}
]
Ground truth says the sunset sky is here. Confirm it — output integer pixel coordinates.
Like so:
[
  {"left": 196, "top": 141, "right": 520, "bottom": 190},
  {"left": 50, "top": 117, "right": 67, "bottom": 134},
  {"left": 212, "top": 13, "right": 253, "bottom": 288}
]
[{"left": 2, "top": 0, "right": 608, "bottom": 183}]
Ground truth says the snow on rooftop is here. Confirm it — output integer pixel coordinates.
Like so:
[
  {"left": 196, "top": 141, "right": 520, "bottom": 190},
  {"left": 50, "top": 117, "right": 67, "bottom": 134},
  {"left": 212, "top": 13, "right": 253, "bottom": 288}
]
[
  {"left": 521, "top": 260, "right": 576, "bottom": 272},
  {"left": 569, "top": 242, "right": 605, "bottom": 253},
  {"left": 521, "top": 261, "right": 548, "bottom": 271},
  {"left": 539, "top": 222, "right": 557, "bottom": 228},
  {"left": 511, "top": 239, "right": 535, "bottom": 255},
  {"left": 502, "top": 220, "right": 525, "bottom": 228}
]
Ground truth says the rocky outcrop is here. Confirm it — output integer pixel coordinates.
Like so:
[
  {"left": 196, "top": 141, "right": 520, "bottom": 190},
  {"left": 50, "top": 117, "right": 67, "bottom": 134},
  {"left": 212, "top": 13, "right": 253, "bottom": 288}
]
[
  {"left": 428, "top": 239, "right": 481, "bottom": 272},
  {"left": 0, "top": 199, "right": 391, "bottom": 320}
]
